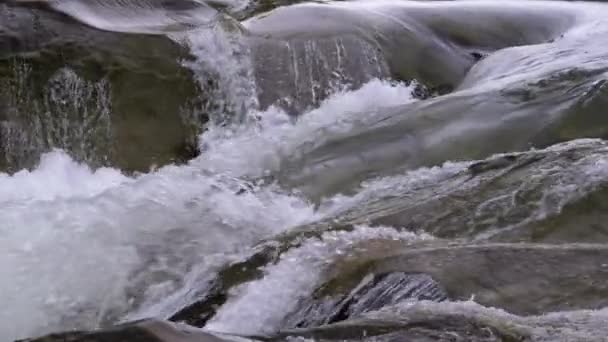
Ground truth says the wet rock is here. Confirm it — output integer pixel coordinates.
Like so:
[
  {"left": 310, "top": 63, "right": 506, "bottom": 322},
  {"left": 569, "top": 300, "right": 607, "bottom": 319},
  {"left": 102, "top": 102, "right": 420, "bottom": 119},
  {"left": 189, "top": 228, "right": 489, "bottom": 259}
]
[
  {"left": 329, "top": 243, "right": 608, "bottom": 316},
  {"left": 245, "top": 3, "right": 470, "bottom": 112},
  {"left": 19, "top": 0, "right": 223, "bottom": 35},
  {"left": 265, "top": 139, "right": 608, "bottom": 256},
  {"left": 18, "top": 319, "right": 250, "bottom": 342},
  {"left": 245, "top": 1, "right": 576, "bottom": 112},
  {"left": 283, "top": 272, "right": 447, "bottom": 329},
  {"left": 168, "top": 250, "right": 272, "bottom": 327},
  {"left": 276, "top": 298, "right": 608, "bottom": 341},
  {"left": 258, "top": 4, "right": 606, "bottom": 199},
  {"left": 276, "top": 55, "right": 608, "bottom": 200},
  {"left": 467, "top": 155, "right": 520, "bottom": 176},
  {"left": 256, "top": 242, "right": 608, "bottom": 340},
  {"left": 365, "top": 141, "right": 608, "bottom": 242},
  {"left": 0, "top": 3, "right": 208, "bottom": 173},
  {"left": 247, "top": 34, "right": 393, "bottom": 114},
  {"left": 470, "top": 51, "right": 486, "bottom": 61},
  {"left": 233, "top": 0, "right": 310, "bottom": 20},
  {"left": 276, "top": 303, "right": 529, "bottom": 342}
]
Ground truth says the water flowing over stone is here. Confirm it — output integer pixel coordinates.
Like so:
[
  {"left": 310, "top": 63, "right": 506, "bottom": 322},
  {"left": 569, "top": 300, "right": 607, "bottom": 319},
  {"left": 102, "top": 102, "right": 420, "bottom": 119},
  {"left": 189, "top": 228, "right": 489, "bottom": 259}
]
[
  {"left": 6, "top": 0, "right": 608, "bottom": 341},
  {"left": 0, "top": 2, "right": 207, "bottom": 172},
  {"left": 282, "top": 272, "right": 448, "bottom": 329}
]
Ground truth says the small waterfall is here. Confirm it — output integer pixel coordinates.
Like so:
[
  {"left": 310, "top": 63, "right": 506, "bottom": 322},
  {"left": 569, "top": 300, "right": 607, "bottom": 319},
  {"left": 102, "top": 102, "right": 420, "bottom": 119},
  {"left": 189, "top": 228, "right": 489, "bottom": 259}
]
[
  {"left": 251, "top": 36, "right": 391, "bottom": 113},
  {"left": 172, "top": 21, "right": 259, "bottom": 127},
  {"left": 0, "top": 62, "right": 112, "bottom": 172}
]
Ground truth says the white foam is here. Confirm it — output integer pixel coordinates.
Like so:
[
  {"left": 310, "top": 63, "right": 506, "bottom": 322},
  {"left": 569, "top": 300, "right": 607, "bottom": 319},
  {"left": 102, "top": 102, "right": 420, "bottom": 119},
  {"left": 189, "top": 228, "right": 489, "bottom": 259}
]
[
  {"left": 0, "top": 153, "right": 314, "bottom": 340},
  {"left": 196, "top": 79, "right": 417, "bottom": 178},
  {"left": 0, "top": 150, "right": 129, "bottom": 203},
  {"left": 172, "top": 23, "right": 258, "bottom": 126}
]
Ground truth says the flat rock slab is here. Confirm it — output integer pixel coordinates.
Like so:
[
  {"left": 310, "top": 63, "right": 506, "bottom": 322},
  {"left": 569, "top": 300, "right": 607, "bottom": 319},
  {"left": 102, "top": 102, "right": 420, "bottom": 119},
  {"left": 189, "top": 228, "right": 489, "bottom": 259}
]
[{"left": 343, "top": 242, "right": 608, "bottom": 316}]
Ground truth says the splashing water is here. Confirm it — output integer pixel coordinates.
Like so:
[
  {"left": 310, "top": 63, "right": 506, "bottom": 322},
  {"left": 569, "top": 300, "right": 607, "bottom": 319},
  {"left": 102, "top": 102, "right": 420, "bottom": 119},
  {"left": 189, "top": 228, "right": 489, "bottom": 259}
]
[{"left": 0, "top": 77, "right": 416, "bottom": 340}]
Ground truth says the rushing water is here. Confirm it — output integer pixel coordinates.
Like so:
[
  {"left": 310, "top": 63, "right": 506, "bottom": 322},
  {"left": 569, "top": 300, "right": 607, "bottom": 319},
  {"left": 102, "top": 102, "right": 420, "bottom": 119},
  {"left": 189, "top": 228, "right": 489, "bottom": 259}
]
[{"left": 4, "top": 0, "right": 608, "bottom": 341}]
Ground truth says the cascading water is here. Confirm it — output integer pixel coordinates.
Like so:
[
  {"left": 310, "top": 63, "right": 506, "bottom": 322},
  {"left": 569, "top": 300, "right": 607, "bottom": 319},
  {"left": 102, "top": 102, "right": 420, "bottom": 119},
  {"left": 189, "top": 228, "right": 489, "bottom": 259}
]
[
  {"left": 4, "top": 1, "right": 608, "bottom": 341},
  {"left": 0, "top": 76, "right": 418, "bottom": 340}
]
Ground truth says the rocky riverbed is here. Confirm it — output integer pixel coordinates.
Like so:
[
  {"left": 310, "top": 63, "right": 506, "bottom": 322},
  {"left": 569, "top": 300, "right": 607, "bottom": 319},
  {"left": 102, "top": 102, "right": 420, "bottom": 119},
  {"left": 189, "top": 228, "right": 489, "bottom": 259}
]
[{"left": 4, "top": 0, "right": 608, "bottom": 341}]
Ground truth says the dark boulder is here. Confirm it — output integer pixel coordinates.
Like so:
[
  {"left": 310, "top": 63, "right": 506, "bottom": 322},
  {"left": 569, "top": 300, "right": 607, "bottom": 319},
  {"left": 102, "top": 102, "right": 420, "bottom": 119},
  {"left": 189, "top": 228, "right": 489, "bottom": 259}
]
[{"left": 0, "top": 3, "right": 207, "bottom": 173}]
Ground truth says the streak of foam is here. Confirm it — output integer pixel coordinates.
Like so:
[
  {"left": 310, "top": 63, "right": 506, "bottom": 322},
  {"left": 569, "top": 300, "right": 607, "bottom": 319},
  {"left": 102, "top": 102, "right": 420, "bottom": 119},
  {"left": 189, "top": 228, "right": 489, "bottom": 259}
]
[
  {"left": 474, "top": 139, "right": 608, "bottom": 240},
  {"left": 316, "top": 160, "right": 469, "bottom": 219},
  {"left": 205, "top": 225, "right": 433, "bottom": 335}
]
